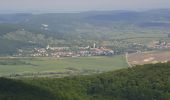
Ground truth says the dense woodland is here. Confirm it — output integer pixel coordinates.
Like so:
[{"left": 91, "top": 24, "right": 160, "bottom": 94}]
[{"left": 0, "top": 62, "right": 169, "bottom": 100}]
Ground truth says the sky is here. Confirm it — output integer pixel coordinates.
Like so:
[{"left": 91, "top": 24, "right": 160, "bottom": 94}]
[{"left": 0, "top": 0, "right": 170, "bottom": 13}]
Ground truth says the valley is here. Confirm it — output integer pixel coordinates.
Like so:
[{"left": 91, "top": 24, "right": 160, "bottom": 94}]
[
  {"left": 1, "top": 9, "right": 170, "bottom": 78},
  {"left": 1, "top": 0, "right": 170, "bottom": 99}
]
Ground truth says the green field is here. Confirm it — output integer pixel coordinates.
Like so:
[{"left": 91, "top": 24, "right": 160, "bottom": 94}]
[{"left": 0, "top": 55, "right": 128, "bottom": 77}]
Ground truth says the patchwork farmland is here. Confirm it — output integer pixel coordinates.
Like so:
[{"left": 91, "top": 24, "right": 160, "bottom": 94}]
[{"left": 127, "top": 51, "right": 170, "bottom": 66}]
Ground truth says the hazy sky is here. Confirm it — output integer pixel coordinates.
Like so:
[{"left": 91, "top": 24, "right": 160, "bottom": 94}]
[{"left": 1, "top": 0, "right": 170, "bottom": 13}]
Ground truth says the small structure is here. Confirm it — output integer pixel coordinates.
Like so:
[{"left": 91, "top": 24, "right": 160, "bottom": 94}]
[{"left": 93, "top": 43, "right": 96, "bottom": 48}]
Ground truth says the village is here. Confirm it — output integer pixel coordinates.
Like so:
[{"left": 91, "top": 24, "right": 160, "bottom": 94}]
[
  {"left": 17, "top": 43, "right": 114, "bottom": 57},
  {"left": 15, "top": 32, "right": 170, "bottom": 58}
]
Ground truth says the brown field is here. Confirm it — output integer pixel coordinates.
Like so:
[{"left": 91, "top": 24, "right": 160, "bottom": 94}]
[{"left": 127, "top": 51, "right": 170, "bottom": 65}]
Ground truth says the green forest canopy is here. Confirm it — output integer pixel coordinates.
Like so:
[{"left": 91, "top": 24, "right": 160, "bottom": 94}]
[{"left": 0, "top": 62, "right": 169, "bottom": 100}]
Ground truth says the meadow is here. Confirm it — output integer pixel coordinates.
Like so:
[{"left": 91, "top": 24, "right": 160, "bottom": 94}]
[{"left": 0, "top": 55, "right": 128, "bottom": 77}]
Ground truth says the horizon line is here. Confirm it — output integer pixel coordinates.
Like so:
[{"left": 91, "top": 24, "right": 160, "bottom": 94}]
[{"left": 0, "top": 8, "right": 170, "bottom": 14}]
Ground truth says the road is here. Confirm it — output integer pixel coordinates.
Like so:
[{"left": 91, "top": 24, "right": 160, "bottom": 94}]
[{"left": 125, "top": 52, "right": 132, "bottom": 68}]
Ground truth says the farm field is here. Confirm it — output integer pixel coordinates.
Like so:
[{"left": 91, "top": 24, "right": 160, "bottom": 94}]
[
  {"left": 0, "top": 55, "right": 128, "bottom": 77},
  {"left": 127, "top": 51, "right": 170, "bottom": 65}
]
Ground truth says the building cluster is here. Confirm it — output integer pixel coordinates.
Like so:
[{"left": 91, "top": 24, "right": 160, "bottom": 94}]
[
  {"left": 18, "top": 44, "right": 114, "bottom": 57},
  {"left": 148, "top": 40, "right": 170, "bottom": 49}
]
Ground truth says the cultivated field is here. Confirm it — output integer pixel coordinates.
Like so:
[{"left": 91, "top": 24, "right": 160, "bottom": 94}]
[
  {"left": 127, "top": 51, "right": 170, "bottom": 65},
  {"left": 0, "top": 55, "right": 128, "bottom": 77}
]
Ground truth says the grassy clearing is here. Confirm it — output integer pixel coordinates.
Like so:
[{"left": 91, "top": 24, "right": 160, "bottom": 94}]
[{"left": 0, "top": 55, "right": 128, "bottom": 77}]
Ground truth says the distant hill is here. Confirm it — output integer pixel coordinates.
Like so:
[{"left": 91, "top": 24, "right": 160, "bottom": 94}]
[
  {"left": 1, "top": 9, "right": 170, "bottom": 55},
  {"left": 0, "top": 13, "right": 32, "bottom": 23},
  {"left": 0, "top": 62, "right": 170, "bottom": 100},
  {"left": 1, "top": 9, "right": 170, "bottom": 32}
]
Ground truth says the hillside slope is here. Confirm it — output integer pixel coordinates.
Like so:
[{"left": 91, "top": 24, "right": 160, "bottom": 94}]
[
  {"left": 1, "top": 9, "right": 170, "bottom": 55},
  {"left": 0, "top": 62, "right": 170, "bottom": 100}
]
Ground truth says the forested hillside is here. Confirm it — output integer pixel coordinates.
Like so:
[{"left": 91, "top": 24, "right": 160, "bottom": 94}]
[{"left": 0, "top": 62, "right": 170, "bottom": 100}]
